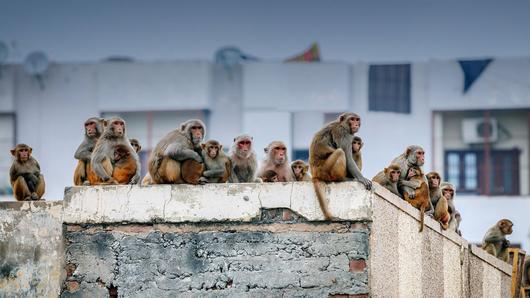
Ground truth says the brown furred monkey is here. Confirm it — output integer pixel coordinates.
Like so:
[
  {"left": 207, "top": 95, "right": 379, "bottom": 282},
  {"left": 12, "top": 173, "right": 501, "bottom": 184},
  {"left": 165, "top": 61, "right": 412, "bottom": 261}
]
[
  {"left": 199, "top": 139, "right": 231, "bottom": 183},
  {"left": 9, "top": 144, "right": 45, "bottom": 201},
  {"left": 261, "top": 170, "right": 279, "bottom": 182},
  {"left": 372, "top": 163, "right": 401, "bottom": 197},
  {"left": 352, "top": 136, "right": 363, "bottom": 171},
  {"left": 257, "top": 141, "right": 295, "bottom": 182},
  {"left": 73, "top": 117, "right": 105, "bottom": 185},
  {"left": 228, "top": 134, "right": 260, "bottom": 183},
  {"left": 482, "top": 219, "right": 513, "bottom": 262},
  {"left": 148, "top": 119, "right": 205, "bottom": 185},
  {"left": 129, "top": 138, "right": 142, "bottom": 153},
  {"left": 403, "top": 166, "right": 430, "bottom": 232},
  {"left": 426, "top": 171, "right": 442, "bottom": 207},
  {"left": 309, "top": 112, "right": 371, "bottom": 220},
  {"left": 441, "top": 182, "right": 461, "bottom": 235},
  {"left": 89, "top": 117, "right": 141, "bottom": 185},
  {"left": 291, "top": 160, "right": 311, "bottom": 182}
]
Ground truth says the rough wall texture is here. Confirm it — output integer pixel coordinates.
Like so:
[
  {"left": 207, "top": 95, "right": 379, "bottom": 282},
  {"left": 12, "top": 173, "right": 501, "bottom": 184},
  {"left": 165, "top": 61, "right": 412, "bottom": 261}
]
[
  {"left": 0, "top": 201, "right": 64, "bottom": 298},
  {"left": 61, "top": 213, "right": 369, "bottom": 297}
]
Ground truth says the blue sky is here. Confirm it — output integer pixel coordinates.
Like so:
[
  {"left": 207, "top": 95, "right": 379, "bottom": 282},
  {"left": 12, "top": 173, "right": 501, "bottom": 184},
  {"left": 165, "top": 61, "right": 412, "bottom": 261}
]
[{"left": 1, "top": 0, "right": 530, "bottom": 63}]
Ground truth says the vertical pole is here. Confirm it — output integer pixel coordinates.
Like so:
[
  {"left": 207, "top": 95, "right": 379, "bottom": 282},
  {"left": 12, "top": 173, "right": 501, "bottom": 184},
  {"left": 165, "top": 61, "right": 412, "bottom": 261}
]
[{"left": 483, "top": 110, "right": 491, "bottom": 195}]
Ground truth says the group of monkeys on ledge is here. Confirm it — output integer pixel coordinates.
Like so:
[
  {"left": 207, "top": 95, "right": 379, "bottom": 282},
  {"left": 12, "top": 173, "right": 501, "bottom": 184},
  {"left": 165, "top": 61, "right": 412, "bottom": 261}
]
[{"left": 9, "top": 112, "right": 514, "bottom": 263}]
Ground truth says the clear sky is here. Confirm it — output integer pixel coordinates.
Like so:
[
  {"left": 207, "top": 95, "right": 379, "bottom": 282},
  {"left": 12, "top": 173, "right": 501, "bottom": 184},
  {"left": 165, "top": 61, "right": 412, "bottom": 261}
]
[{"left": 1, "top": 0, "right": 530, "bottom": 64}]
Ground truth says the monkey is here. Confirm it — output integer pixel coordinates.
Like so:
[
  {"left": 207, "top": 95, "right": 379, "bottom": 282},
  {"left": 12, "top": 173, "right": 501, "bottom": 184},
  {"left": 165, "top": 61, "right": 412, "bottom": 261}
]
[
  {"left": 9, "top": 144, "right": 45, "bottom": 201},
  {"left": 372, "top": 163, "right": 401, "bottom": 197},
  {"left": 434, "top": 192, "right": 450, "bottom": 230},
  {"left": 148, "top": 119, "right": 205, "bottom": 185},
  {"left": 352, "top": 136, "right": 363, "bottom": 171},
  {"left": 426, "top": 171, "right": 442, "bottom": 207},
  {"left": 482, "top": 219, "right": 513, "bottom": 262},
  {"left": 73, "top": 117, "right": 105, "bottom": 186},
  {"left": 261, "top": 170, "right": 279, "bottom": 183},
  {"left": 129, "top": 138, "right": 142, "bottom": 153},
  {"left": 199, "top": 139, "right": 231, "bottom": 183},
  {"left": 228, "top": 134, "right": 261, "bottom": 183},
  {"left": 522, "top": 256, "right": 530, "bottom": 287},
  {"left": 257, "top": 141, "right": 295, "bottom": 182},
  {"left": 402, "top": 166, "right": 430, "bottom": 232},
  {"left": 89, "top": 117, "right": 141, "bottom": 185},
  {"left": 291, "top": 160, "right": 311, "bottom": 182},
  {"left": 309, "top": 112, "right": 371, "bottom": 220},
  {"left": 441, "top": 182, "right": 462, "bottom": 235}
]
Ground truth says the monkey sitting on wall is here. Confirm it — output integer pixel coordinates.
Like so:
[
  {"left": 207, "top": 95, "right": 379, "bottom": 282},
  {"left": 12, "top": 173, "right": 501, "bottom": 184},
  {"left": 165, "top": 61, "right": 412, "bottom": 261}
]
[
  {"left": 260, "top": 170, "right": 279, "bottom": 183},
  {"left": 440, "top": 182, "right": 461, "bottom": 235},
  {"left": 482, "top": 219, "right": 513, "bottom": 262},
  {"left": 73, "top": 117, "right": 105, "bottom": 186},
  {"left": 228, "top": 134, "right": 261, "bottom": 183},
  {"left": 148, "top": 119, "right": 205, "bottom": 185},
  {"left": 309, "top": 112, "right": 371, "bottom": 220},
  {"left": 372, "top": 163, "right": 401, "bottom": 197},
  {"left": 257, "top": 141, "right": 295, "bottom": 182},
  {"left": 199, "top": 139, "right": 231, "bottom": 183},
  {"left": 9, "top": 144, "right": 45, "bottom": 201},
  {"left": 352, "top": 136, "right": 363, "bottom": 171},
  {"left": 291, "top": 160, "right": 311, "bottom": 182},
  {"left": 403, "top": 166, "right": 430, "bottom": 232}
]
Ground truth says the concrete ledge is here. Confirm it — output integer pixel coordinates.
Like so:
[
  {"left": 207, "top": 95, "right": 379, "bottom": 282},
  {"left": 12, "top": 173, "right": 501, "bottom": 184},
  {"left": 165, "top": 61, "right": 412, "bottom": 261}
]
[
  {"left": 470, "top": 244, "right": 513, "bottom": 275},
  {"left": 62, "top": 182, "right": 372, "bottom": 224}
]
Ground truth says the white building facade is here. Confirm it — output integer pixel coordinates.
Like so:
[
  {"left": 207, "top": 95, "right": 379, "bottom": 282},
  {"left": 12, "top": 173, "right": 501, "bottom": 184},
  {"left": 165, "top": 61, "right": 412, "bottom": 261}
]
[{"left": 0, "top": 57, "right": 529, "bottom": 249}]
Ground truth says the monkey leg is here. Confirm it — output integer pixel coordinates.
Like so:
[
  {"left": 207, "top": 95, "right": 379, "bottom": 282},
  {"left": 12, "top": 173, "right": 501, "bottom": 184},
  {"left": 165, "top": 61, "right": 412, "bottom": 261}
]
[
  {"left": 73, "top": 160, "right": 87, "bottom": 186},
  {"left": 483, "top": 243, "right": 497, "bottom": 257},
  {"left": 317, "top": 149, "right": 347, "bottom": 182},
  {"left": 155, "top": 157, "right": 183, "bottom": 184},
  {"left": 13, "top": 177, "right": 31, "bottom": 201},
  {"left": 113, "top": 158, "right": 137, "bottom": 184},
  {"left": 498, "top": 249, "right": 509, "bottom": 262},
  {"left": 34, "top": 175, "right": 45, "bottom": 200},
  {"left": 181, "top": 160, "right": 205, "bottom": 185},
  {"left": 88, "top": 159, "right": 114, "bottom": 185}
]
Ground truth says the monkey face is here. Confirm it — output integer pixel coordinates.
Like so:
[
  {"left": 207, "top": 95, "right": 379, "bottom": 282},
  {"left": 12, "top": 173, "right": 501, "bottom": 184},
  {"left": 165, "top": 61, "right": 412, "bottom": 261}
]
[
  {"left": 270, "top": 175, "right": 279, "bottom": 182},
  {"left": 207, "top": 144, "right": 219, "bottom": 159},
  {"left": 190, "top": 125, "right": 204, "bottom": 145},
  {"left": 12, "top": 146, "right": 31, "bottom": 161},
  {"left": 442, "top": 188, "right": 454, "bottom": 199},
  {"left": 348, "top": 116, "right": 361, "bottom": 134},
  {"left": 428, "top": 174, "right": 440, "bottom": 188},
  {"left": 111, "top": 120, "right": 125, "bottom": 137},
  {"left": 390, "top": 169, "right": 400, "bottom": 182},
  {"left": 499, "top": 220, "right": 513, "bottom": 235},
  {"left": 85, "top": 121, "right": 98, "bottom": 137},
  {"left": 271, "top": 145, "right": 287, "bottom": 165},
  {"left": 237, "top": 139, "right": 252, "bottom": 157},
  {"left": 415, "top": 150, "right": 425, "bottom": 166},
  {"left": 292, "top": 164, "right": 304, "bottom": 175},
  {"left": 352, "top": 140, "right": 362, "bottom": 153}
]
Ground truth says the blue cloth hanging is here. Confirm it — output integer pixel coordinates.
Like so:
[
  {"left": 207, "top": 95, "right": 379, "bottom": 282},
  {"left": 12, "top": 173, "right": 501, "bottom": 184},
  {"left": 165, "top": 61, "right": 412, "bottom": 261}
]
[{"left": 458, "top": 59, "right": 493, "bottom": 93}]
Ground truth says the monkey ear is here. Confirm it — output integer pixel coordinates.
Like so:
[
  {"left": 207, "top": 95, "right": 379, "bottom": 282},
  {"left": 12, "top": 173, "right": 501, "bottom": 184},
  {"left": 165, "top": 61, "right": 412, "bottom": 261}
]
[
  {"left": 200, "top": 143, "right": 206, "bottom": 149},
  {"left": 219, "top": 144, "right": 223, "bottom": 150},
  {"left": 137, "top": 145, "right": 142, "bottom": 152},
  {"left": 29, "top": 147, "right": 32, "bottom": 154},
  {"left": 264, "top": 147, "right": 269, "bottom": 153},
  {"left": 405, "top": 147, "right": 412, "bottom": 156},
  {"left": 339, "top": 115, "right": 345, "bottom": 122},
  {"left": 180, "top": 123, "right": 187, "bottom": 131},
  {"left": 10, "top": 149, "right": 16, "bottom": 156},
  {"left": 384, "top": 167, "right": 389, "bottom": 174}
]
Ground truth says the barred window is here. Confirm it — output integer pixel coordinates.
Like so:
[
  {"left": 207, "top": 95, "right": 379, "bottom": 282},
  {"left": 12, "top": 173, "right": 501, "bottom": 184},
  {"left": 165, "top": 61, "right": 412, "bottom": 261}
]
[{"left": 368, "top": 64, "right": 411, "bottom": 114}]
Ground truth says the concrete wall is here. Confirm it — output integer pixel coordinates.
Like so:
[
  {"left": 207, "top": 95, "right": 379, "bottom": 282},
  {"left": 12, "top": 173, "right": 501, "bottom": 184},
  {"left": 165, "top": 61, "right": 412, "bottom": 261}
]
[
  {"left": 0, "top": 182, "right": 513, "bottom": 297},
  {"left": 0, "top": 201, "right": 64, "bottom": 297}
]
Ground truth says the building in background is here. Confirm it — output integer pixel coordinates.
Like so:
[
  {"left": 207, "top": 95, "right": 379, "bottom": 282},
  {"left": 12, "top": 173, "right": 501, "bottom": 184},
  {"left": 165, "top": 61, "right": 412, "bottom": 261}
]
[{"left": 0, "top": 57, "right": 529, "bottom": 249}]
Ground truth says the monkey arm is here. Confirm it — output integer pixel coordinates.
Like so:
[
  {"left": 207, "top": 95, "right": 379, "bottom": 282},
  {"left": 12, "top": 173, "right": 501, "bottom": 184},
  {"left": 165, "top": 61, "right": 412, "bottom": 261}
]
[
  {"left": 341, "top": 138, "right": 371, "bottom": 190},
  {"left": 129, "top": 156, "right": 141, "bottom": 184},
  {"left": 91, "top": 144, "right": 112, "bottom": 181},
  {"left": 483, "top": 233, "right": 506, "bottom": 244},
  {"left": 165, "top": 145, "right": 203, "bottom": 163},
  {"left": 203, "top": 169, "right": 225, "bottom": 178},
  {"left": 399, "top": 180, "right": 421, "bottom": 189},
  {"left": 74, "top": 141, "right": 92, "bottom": 161}
]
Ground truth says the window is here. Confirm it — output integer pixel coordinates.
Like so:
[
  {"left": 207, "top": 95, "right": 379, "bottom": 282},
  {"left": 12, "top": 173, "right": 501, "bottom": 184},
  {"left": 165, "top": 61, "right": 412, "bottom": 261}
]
[
  {"left": 293, "top": 149, "right": 309, "bottom": 162},
  {"left": 368, "top": 64, "right": 411, "bottom": 113},
  {"left": 444, "top": 149, "right": 520, "bottom": 195}
]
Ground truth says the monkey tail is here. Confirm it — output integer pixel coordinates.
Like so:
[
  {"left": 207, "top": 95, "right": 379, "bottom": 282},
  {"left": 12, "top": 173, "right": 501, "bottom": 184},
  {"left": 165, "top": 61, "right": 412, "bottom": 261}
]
[
  {"left": 419, "top": 205, "right": 425, "bottom": 232},
  {"left": 312, "top": 178, "right": 333, "bottom": 220}
]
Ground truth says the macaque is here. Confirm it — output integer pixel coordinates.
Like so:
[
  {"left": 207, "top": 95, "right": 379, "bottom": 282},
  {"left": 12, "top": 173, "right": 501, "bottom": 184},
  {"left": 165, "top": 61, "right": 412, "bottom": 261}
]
[
  {"left": 291, "top": 160, "right": 311, "bottom": 182},
  {"left": 199, "top": 139, "right": 231, "bottom": 183},
  {"left": 73, "top": 117, "right": 105, "bottom": 185},
  {"left": 257, "top": 141, "right": 295, "bottom": 182},
  {"left": 228, "top": 134, "right": 260, "bottom": 183},
  {"left": 426, "top": 171, "right": 442, "bottom": 207},
  {"left": 261, "top": 170, "right": 279, "bottom": 183},
  {"left": 89, "top": 117, "right": 140, "bottom": 185},
  {"left": 9, "top": 144, "right": 45, "bottom": 201},
  {"left": 309, "top": 112, "right": 371, "bottom": 220},
  {"left": 441, "top": 182, "right": 461, "bottom": 235},
  {"left": 372, "top": 163, "right": 401, "bottom": 197},
  {"left": 129, "top": 138, "right": 142, "bottom": 153},
  {"left": 148, "top": 119, "right": 205, "bottom": 185},
  {"left": 403, "top": 166, "right": 430, "bottom": 232},
  {"left": 352, "top": 136, "right": 363, "bottom": 171},
  {"left": 482, "top": 219, "right": 513, "bottom": 262}
]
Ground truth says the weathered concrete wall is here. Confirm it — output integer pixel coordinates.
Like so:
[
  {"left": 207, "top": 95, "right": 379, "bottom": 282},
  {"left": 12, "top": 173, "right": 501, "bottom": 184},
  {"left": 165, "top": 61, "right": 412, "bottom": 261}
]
[
  {"left": 0, "top": 201, "right": 64, "bottom": 297},
  {"left": 0, "top": 182, "right": 513, "bottom": 297},
  {"left": 370, "top": 184, "right": 512, "bottom": 298}
]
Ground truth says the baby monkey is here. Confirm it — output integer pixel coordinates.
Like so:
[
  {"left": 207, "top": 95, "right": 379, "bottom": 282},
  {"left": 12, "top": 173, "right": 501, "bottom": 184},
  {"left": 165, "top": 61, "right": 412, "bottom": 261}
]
[
  {"left": 200, "top": 140, "right": 231, "bottom": 183},
  {"left": 261, "top": 170, "right": 279, "bottom": 183},
  {"left": 291, "top": 160, "right": 311, "bottom": 181}
]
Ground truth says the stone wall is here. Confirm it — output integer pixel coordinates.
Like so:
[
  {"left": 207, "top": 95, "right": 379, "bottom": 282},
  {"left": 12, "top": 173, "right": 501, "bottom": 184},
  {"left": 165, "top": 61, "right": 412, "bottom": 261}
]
[{"left": 0, "top": 182, "right": 514, "bottom": 297}]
